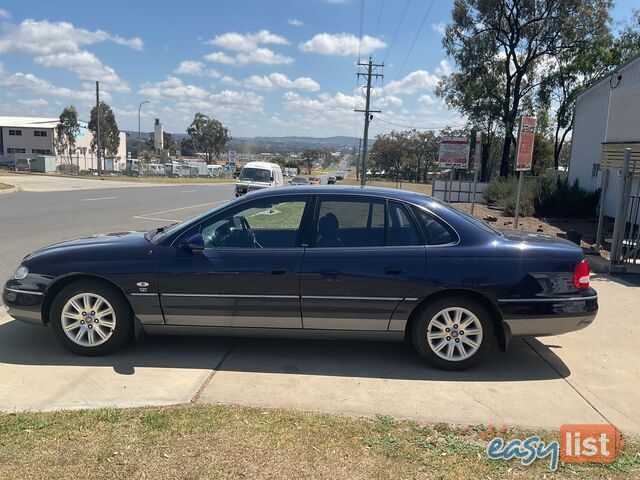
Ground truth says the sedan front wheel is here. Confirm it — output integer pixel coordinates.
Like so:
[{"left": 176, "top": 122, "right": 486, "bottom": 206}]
[
  {"left": 50, "top": 281, "right": 132, "bottom": 355},
  {"left": 412, "top": 297, "right": 494, "bottom": 370}
]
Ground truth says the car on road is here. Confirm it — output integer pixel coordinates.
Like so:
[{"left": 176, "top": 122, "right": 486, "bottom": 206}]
[
  {"left": 3, "top": 186, "right": 598, "bottom": 370},
  {"left": 289, "top": 176, "right": 309, "bottom": 185},
  {"left": 327, "top": 175, "right": 337, "bottom": 185},
  {"left": 235, "top": 161, "right": 284, "bottom": 197},
  {"left": 335, "top": 171, "right": 345, "bottom": 180},
  {"left": 308, "top": 177, "right": 321, "bottom": 185}
]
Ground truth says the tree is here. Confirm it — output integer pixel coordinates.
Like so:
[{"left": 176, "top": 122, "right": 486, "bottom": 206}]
[
  {"left": 300, "top": 149, "right": 320, "bottom": 174},
  {"left": 441, "top": 0, "right": 612, "bottom": 177},
  {"left": 370, "top": 131, "right": 408, "bottom": 184},
  {"left": 88, "top": 101, "right": 120, "bottom": 165},
  {"left": 186, "top": 113, "right": 231, "bottom": 164},
  {"left": 180, "top": 137, "right": 196, "bottom": 156},
  {"left": 54, "top": 105, "right": 80, "bottom": 165}
]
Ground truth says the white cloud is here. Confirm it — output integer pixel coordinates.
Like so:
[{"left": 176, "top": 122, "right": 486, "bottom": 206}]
[
  {"left": 284, "top": 91, "right": 364, "bottom": 112},
  {"left": 175, "top": 60, "right": 221, "bottom": 77},
  {"left": 18, "top": 98, "right": 49, "bottom": 107},
  {"left": 210, "top": 89, "right": 264, "bottom": 109},
  {"left": 432, "top": 22, "right": 447, "bottom": 36},
  {"left": 220, "top": 75, "right": 240, "bottom": 86},
  {"left": 377, "top": 95, "right": 403, "bottom": 107},
  {"left": 435, "top": 59, "right": 452, "bottom": 76},
  {"left": 287, "top": 19, "right": 303, "bottom": 27},
  {"left": 384, "top": 70, "right": 440, "bottom": 95},
  {"left": 139, "top": 76, "right": 208, "bottom": 102},
  {"left": 0, "top": 19, "right": 140, "bottom": 92},
  {"left": 244, "top": 73, "right": 320, "bottom": 91},
  {"left": 204, "top": 48, "right": 294, "bottom": 66},
  {"left": 0, "top": 72, "right": 99, "bottom": 102},
  {"left": 206, "top": 30, "right": 288, "bottom": 52},
  {"left": 300, "top": 33, "right": 385, "bottom": 56},
  {"left": 0, "top": 9, "right": 11, "bottom": 19},
  {"left": 417, "top": 94, "right": 434, "bottom": 105}
]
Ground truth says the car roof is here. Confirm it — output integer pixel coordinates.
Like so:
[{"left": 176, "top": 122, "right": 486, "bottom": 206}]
[
  {"left": 247, "top": 185, "right": 431, "bottom": 203},
  {"left": 243, "top": 161, "right": 282, "bottom": 170}
]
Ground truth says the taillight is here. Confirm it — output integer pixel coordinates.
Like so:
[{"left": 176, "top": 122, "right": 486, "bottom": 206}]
[{"left": 573, "top": 259, "right": 590, "bottom": 289}]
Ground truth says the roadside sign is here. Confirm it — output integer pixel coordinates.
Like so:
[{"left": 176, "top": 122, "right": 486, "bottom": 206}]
[
  {"left": 438, "top": 137, "right": 470, "bottom": 169},
  {"left": 227, "top": 150, "right": 236, "bottom": 167},
  {"left": 515, "top": 116, "right": 537, "bottom": 171},
  {"left": 473, "top": 131, "right": 481, "bottom": 171}
]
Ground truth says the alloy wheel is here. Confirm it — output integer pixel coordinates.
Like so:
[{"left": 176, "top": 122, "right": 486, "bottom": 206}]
[
  {"left": 426, "top": 307, "right": 483, "bottom": 361},
  {"left": 61, "top": 293, "right": 117, "bottom": 347}
]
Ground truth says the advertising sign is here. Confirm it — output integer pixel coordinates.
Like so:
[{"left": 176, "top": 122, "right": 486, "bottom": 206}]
[
  {"left": 515, "top": 117, "right": 537, "bottom": 171},
  {"left": 438, "top": 137, "right": 470, "bottom": 169},
  {"left": 227, "top": 150, "right": 236, "bottom": 167}
]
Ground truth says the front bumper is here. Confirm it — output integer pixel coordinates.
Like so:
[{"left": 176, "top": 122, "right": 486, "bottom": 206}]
[
  {"left": 499, "top": 289, "right": 598, "bottom": 337},
  {"left": 3, "top": 287, "right": 45, "bottom": 325}
]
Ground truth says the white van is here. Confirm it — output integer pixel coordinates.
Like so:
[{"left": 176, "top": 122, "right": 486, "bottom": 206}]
[
  {"left": 235, "top": 161, "right": 284, "bottom": 197},
  {"left": 207, "top": 164, "right": 224, "bottom": 177}
]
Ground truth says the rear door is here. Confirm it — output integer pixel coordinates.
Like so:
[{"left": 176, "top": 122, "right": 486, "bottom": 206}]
[{"left": 300, "top": 195, "right": 427, "bottom": 330}]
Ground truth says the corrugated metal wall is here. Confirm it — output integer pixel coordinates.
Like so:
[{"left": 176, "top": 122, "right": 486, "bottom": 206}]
[{"left": 569, "top": 56, "right": 640, "bottom": 219}]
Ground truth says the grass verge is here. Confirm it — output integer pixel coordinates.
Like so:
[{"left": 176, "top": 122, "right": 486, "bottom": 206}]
[
  {"left": 0, "top": 182, "right": 13, "bottom": 191},
  {"left": 1, "top": 404, "right": 637, "bottom": 479}
]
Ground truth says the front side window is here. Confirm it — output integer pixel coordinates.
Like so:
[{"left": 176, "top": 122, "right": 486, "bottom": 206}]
[
  {"left": 313, "top": 197, "right": 385, "bottom": 247},
  {"left": 193, "top": 196, "right": 308, "bottom": 249}
]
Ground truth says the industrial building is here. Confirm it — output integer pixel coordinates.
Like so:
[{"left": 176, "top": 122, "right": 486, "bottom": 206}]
[
  {"left": 0, "top": 116, "right": 127, "bottom": 172},
  {"left": 568, "top": 53, "right": 640, "bottom": 218}
]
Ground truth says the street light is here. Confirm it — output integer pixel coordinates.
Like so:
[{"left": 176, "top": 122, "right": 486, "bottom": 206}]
[{"left": 137, "top": 100, "right": 151, "bottom": 162}]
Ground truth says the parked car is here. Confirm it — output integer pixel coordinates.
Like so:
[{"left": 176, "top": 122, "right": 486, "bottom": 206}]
[
  {"left": 308, "top": 177, "right": 321, "bottom": 185},
  {"left": 3, "top": 186, "right": 597, "bottom": 370},
  {"left": 14, "top": 158, "right": 31, "bottom": 172},
  {"left": 235, "top": 161, "right": 284, "bottom": 197},
  {"left": 335, "top": 171, "right": 345, "bottom": 180},
  {"left": 327, "top": 175, "right": 337, "bottom": 185},
  {"left": 289, "top": 176, "right": 309, "bottom": 185}
]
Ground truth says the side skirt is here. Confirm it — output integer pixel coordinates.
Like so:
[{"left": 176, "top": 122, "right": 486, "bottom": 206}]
[{"left": 142, "top": 325, "right": 405, "bottom": 342}]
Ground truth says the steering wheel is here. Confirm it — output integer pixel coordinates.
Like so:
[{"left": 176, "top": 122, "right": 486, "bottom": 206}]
[{"left": 238, "top": 216, "right": 262, "bottom": 248}]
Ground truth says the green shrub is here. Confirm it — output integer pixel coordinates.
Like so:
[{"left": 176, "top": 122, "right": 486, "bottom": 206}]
[
  {"left": 533, "top": 177, "right": 599, "bottom": 218},
  {"left": 483, "top": 176, "right": 535, "bottom": 217}
]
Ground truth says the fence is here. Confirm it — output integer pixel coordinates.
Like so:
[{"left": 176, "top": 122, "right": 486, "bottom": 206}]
[{"left": 432, "top": 179, "right": 488, "bottom": 203}]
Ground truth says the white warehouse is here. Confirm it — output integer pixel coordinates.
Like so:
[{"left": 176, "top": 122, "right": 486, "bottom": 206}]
[{"left": 569, "top": 53, "right": 640, "bottom": 218}]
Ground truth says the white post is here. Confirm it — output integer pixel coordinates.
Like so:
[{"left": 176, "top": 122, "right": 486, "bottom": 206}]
[
  {"left": 447, "top": 168, "right": 454, "bottom": 202},
  {"left": 514, "top": 171, "right": 524, "bottom": 230}
]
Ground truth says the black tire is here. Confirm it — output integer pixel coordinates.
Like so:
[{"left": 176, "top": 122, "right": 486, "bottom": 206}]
[
  {"left": 50, "top": 280, "right": 132, "bottom": 355},
  {"left": 411, "top": 296, "right": 495, "bottom": 371}
]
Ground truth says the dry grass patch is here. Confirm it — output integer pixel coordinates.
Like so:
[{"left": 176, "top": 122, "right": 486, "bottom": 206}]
[{"left": 0, "top": 405, "right": 638, "bottom": 479}]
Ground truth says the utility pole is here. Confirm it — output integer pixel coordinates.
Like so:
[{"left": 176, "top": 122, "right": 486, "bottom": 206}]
[
  {"left": 96, "top": 81, "right": 101, "bottom": 176},
  {"left": 355, "top": 57, "right": 383, "bottom": 187},
  {"left": 138, "top": 100, "right": 151, "bottom": 161},
  {"left": 356, "top": 137, "right": 362, "bottom": 181}
]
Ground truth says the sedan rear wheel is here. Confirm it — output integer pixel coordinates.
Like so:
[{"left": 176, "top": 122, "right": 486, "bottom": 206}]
[
  {"left": 51, "top": 281, "right": 132, "bottom": 355},
  {"left": 412, "top": 297, "right": 494, "bottom": 370}
]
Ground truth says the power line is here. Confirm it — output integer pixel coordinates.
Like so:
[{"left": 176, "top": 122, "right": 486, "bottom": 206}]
[
  {"left": 375, "top": 0, "right": 385, "bottom": 36},
  {"left": 382, "top": 0, "right": 410, "bottom": 65},
  {"left": 395, "top": 0, "right": 435, "bottom": 80},
  {"left": 375, "top": 117, "right": 466, "bottom": 131}
]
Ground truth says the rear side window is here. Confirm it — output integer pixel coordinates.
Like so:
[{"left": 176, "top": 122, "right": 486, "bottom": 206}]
[
  {"left": 413, "top": 207, "right": 458, "bottom": 245},
  {"left": 314, "top": 197, "right": 385, "bottom": 247},
  {"left": 387, "top": 201, "right": 421, "bottom": 246}
]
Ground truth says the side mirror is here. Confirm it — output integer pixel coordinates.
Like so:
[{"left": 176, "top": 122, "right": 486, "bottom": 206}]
[
  {"left": 181, "top": 233, "right": 205, "bottom": 254},
  {"left": 270, "top": 174, "right": 275, "bottom": 182}
]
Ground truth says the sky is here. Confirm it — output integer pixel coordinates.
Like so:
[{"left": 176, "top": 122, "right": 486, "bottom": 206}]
[{"left": 0, "top": 0, "right": 637, "bottom": 138}]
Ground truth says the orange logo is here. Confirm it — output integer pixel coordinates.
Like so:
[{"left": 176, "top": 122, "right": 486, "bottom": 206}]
[
  {"left": 560, "top": 424, "right": 624, "bottom": 464},
  {"left": 479, "top": 424, "right": 506, "bottom": 441}
]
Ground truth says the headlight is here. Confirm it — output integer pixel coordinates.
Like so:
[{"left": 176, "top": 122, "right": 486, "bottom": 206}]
[{"left": 12, "top": 265, "right": 29, "bottom": 280}]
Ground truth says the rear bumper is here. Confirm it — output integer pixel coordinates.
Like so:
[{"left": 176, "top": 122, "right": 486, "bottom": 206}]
[{"left": 498, "top": 290, "right": 598, "bottom": 337}]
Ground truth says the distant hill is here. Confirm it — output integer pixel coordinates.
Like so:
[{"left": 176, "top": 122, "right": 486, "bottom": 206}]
[{"left": 124, "top": 132, "right": 370, "bottom": 154}]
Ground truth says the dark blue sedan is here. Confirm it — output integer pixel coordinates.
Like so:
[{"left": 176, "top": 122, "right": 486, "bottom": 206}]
[{"left": 3, "top": 186, "right": 597, "bottom": 370}]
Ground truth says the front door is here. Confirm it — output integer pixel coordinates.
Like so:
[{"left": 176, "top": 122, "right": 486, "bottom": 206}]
[
  {"left": 300, "top": 196, "right": 427, "bottom": 330},
  {"left": 159, "top": 194, "right": 311, "bottom": 328}
]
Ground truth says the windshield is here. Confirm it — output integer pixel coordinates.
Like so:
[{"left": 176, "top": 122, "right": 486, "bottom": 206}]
[{"left": 239, "top": 168, "right": 271, "bottom": 182}]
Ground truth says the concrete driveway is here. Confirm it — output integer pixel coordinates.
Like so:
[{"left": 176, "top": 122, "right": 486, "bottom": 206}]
[
  {"left": 0, "top": 277, "right": 638, "bottom": 435},
  {"left": 0, "top": 173, "right": 173, "bottom": 192}
]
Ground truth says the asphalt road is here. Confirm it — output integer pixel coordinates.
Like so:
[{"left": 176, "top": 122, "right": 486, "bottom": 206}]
[{"left": 0, "top": 183, "right": 234, "bottom": 293}]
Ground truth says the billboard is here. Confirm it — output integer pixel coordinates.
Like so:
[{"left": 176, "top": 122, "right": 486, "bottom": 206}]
[
  {"left": 515, "top": 116, "right": 537, "bottom": 171},
  {"left": 438, "top": 137, "right": 470, "bottom": 169},
  {"left": 227, "top": 150, "right": 236, "bottom": 167}
]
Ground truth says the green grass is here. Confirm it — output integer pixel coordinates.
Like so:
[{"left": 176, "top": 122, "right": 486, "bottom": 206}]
[{"left": 0, "top": 405, "right": 637, "bottom": 480}]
